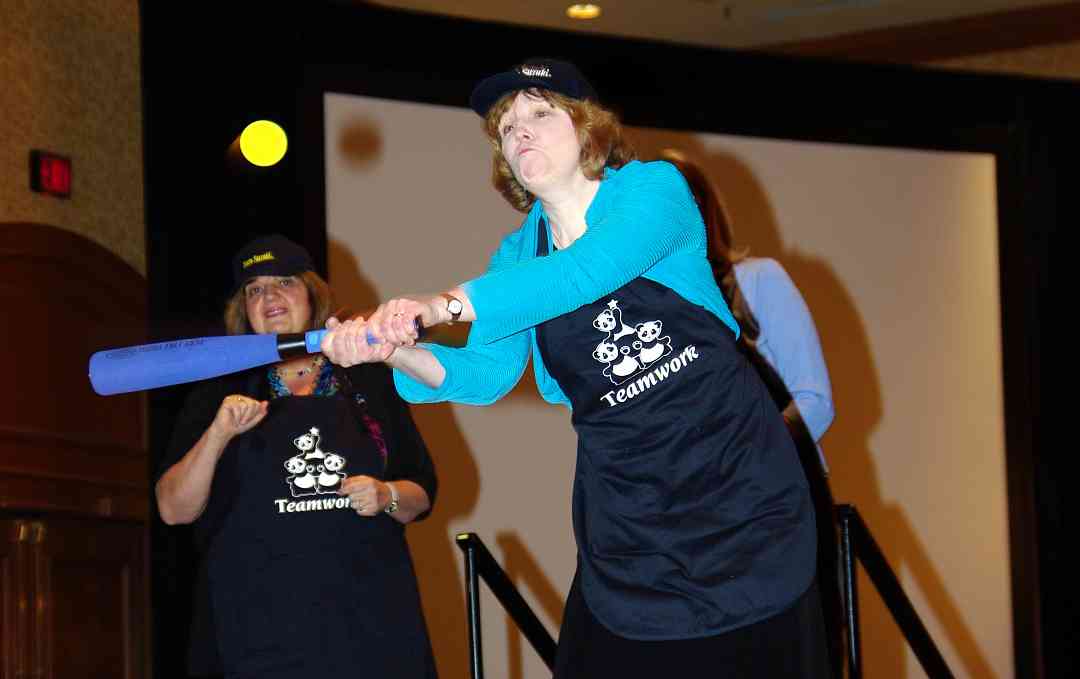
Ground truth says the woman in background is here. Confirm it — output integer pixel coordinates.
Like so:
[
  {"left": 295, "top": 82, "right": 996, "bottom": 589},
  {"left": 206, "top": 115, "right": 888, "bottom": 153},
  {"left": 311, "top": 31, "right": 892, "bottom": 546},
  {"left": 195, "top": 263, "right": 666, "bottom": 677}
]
[
  {"left": 659, "top": 149, "right": 835, "bottom": 459},
  {"left": 156, "top": 234, "right": 438, "bottom": 679},
  {"left": 661, "top": 148, "right": 843, "bottom": 676}
]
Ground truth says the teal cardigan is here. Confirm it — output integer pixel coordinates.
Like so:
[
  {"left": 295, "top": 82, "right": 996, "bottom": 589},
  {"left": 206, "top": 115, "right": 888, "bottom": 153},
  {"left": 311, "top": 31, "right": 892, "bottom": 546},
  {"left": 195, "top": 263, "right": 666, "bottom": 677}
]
[{"left": 393, "top": 160, "right": 740, "bottom": 408}]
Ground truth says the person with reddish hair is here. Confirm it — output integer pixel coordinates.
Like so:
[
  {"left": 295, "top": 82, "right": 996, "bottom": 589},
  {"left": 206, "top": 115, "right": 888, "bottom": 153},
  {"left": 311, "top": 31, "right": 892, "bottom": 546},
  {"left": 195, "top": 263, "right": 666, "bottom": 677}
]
[{"left": 323, "top": 58, "right": 832, "bottom": 678}]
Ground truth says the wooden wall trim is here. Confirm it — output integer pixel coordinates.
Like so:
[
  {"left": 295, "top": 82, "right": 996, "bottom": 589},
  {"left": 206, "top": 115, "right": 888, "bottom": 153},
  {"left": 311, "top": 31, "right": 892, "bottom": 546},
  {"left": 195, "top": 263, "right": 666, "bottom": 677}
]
[
  {"left": 0, "top": 427, "right": 146, "bottom": 487},
  {"left": 0, "top": 475, "right": 148, "bottom": 521},
  {"left": 0, "top": 223, "right": 147, "bottom": 521}
]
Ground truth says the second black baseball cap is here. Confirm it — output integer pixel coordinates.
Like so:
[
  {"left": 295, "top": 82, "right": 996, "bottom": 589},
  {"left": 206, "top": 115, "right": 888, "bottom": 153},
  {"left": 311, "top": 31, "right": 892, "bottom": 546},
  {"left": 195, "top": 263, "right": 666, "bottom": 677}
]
[{"left": 232, "top": 234, "right": 314, "bottom": 292}]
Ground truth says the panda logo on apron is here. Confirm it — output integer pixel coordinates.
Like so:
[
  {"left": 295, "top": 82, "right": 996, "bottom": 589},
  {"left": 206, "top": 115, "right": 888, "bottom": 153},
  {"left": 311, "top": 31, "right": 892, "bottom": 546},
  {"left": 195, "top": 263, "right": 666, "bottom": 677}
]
[
  {"left": 283, "top": 426, "right": 347, "bottom": 497},
  {"left": 590, "top": 299, "right": 674, "bottom": 385}
]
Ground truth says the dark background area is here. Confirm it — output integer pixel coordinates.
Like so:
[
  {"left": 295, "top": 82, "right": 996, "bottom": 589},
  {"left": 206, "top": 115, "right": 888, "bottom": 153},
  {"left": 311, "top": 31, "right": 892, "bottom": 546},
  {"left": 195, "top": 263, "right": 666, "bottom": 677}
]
[{"left": 140, "top": 2, "right": 1073, "bottom": 677}]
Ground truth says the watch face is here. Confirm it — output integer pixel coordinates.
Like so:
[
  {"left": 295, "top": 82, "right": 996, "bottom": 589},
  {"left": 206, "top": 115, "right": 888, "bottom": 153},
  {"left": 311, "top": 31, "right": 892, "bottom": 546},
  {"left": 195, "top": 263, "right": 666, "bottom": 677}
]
[{"left": 448, "top": 298, "right": 463, "bottom": 314}]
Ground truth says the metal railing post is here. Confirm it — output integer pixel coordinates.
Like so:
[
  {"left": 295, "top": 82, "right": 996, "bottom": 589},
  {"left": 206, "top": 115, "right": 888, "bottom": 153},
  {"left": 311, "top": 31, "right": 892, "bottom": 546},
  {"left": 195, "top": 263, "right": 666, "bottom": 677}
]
[
  {"left": 847, "top": 507, "right": 955, "bottom": 678},
  {"left": 455, "top": 532, "right": 557, "bottom": 673},
  {"left": 839, "top": 505, "right": 862, "bottom": 679},
  {"left": 462, "top": 536, "right": 484, "bottom": 679}
]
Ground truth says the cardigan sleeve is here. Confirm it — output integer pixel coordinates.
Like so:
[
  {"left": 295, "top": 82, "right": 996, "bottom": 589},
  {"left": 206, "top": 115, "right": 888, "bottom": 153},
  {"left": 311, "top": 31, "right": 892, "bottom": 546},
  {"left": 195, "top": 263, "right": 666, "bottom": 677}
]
[
  {"left": 392, "top": 223, "right": 534, "bottom": 405},
  {"left": 462, "top": 161, "right": 703, "bottom": 344},
  {"left": 356, "top": 364, "right": 439, "bottom": 520},
  {"left": 393, "top": 333, "right": 531, "bottom": 405}
]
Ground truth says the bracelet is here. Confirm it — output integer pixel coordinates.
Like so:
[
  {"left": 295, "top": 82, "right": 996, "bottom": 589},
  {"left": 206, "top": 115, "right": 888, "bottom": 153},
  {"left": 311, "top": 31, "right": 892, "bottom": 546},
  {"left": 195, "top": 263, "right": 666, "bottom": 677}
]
[{"left": 384, "top": 481, "right": 400, "bottom": 514}]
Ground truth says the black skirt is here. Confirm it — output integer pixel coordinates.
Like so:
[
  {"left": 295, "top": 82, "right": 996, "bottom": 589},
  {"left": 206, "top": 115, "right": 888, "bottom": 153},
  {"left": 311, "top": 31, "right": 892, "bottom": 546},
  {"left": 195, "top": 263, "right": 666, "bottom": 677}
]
[{"left": 553, "top": 572, "right": 833, "bottom": 679}]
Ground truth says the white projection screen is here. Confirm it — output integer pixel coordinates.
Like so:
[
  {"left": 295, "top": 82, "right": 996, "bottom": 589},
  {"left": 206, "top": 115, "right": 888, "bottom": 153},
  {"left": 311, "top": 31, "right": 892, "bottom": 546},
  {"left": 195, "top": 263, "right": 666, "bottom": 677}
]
[{"left": 324, "top": 91, "right": 1012, "bottom": 679}]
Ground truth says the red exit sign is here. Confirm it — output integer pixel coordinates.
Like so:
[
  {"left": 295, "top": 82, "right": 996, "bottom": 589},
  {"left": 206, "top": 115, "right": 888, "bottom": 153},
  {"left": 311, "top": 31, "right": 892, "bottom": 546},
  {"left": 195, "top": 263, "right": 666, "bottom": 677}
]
[{"left": 30, "top": 150, "right": 72, "bottom": 198}]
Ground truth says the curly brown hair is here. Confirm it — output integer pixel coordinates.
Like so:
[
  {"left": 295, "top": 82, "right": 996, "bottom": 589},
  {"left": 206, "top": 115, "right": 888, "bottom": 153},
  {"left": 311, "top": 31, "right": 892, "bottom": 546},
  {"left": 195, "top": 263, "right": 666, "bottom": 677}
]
[
  {"left": 483, "top": 88, "right": 636, "bottom": 213},
  {"left": 223, "top": 271, "right": 336, "bottom": 335}
]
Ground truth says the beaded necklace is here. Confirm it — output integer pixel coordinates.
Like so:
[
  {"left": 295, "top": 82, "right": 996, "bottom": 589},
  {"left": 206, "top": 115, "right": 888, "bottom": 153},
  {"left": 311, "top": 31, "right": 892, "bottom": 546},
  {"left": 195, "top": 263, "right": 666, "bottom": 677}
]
[
  {"left": 266, "top": 360, "right": 387, "bottom": 466},
  {"left": 279, "top": 356, "right": 321, "bottom": 378},
  {"left": 267, "top": 358, "right": 339, "bottom": 399}
]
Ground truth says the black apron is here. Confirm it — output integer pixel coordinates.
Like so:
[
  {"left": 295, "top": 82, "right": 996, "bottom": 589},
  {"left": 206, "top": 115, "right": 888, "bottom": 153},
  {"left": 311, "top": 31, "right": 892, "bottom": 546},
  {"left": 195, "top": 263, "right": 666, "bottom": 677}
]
[
  {"left": 534, "top": 220, "right": 816, "bottom": 640},
  {"left": 204, "top": 393, "right": 436, "bottom": 678}
]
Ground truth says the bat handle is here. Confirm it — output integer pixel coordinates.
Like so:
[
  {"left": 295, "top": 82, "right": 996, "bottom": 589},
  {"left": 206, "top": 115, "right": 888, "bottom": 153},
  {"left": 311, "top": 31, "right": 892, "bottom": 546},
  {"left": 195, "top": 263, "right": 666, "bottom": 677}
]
[
  {"left": 301, "top": 328, "right": 380, "bottom": 351},
  {"left": 301, "top": 318, "right": 423, "bottom": 354},
  {"left": 305, "top": 329, "right": 328, "bottom": 353}
]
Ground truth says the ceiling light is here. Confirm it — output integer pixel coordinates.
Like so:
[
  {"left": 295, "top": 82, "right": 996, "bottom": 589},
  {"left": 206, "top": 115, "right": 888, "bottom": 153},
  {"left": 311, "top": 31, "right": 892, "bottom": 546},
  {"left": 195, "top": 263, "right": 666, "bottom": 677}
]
[{"left": 566, "top": 4, "right": 601, "bottom": 20}]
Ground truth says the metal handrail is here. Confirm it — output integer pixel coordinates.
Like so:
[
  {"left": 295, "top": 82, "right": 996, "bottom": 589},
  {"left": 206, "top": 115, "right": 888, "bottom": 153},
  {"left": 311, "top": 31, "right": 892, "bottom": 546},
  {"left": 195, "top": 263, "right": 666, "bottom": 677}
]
[
  {"left": 454, "top": 532, "right": 557, "bottom": 679},
  {"left": 838, "top": 504, "right": 956, "bottom": 678},
  {"left": 457, "top": 506, "right": 957, "bottom": 679}
]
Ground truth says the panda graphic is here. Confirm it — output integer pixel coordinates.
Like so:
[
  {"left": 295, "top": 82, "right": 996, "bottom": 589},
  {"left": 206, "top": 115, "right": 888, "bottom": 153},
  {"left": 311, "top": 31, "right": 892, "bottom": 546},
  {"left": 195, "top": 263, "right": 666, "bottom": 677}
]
[
  {"left": 591, "top": 300, "right": 674, "bottom": 385},
  {"left": 593, "top": 338, "right": 642, "bottom": 384},
  {"left": 631, "top": 320, "right": 673, "bottom": 367},
  {"left": 592, "top": 300, "right": 636, "bottom": 342},
  {"left": 284, "top": 427, "right": 347, "bottom": 497}
]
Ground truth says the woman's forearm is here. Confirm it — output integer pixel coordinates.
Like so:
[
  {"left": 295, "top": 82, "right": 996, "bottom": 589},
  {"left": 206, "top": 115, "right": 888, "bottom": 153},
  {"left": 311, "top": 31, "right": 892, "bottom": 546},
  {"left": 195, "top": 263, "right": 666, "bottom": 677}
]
[
  {"left": 155, "top": 427, "right": 230, "bottom": 525},
  {"left": 386, "top": 345, "right": 447, "bottom": 389}
]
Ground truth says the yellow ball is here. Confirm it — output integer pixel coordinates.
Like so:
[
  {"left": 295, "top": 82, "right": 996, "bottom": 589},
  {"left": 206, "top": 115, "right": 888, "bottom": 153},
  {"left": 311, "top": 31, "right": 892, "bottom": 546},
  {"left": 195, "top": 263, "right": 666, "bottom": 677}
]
[{"left": 239, "top": 120, "right": 288, "bottom": 167}]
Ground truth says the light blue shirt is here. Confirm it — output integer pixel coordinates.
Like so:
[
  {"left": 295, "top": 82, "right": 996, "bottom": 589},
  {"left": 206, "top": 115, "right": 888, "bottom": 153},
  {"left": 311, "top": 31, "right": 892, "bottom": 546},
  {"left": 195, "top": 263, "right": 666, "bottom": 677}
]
[{"left": 735, "top": 257, "right": 835, "bottom": 460}]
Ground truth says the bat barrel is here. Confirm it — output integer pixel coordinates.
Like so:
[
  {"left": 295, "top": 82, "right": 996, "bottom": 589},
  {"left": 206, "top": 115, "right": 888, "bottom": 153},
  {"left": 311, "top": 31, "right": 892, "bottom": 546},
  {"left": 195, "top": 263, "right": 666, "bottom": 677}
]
[
  {"left": 88, "top": 321, "right": 421, "bottom": 396},
  {"left": 89, "top": 334, "right": 282, "bottom": 395}
]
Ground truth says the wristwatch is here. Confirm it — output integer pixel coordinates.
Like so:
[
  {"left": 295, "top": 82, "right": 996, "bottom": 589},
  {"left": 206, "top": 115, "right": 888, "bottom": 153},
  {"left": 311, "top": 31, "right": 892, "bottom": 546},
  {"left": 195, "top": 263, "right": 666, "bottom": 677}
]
[
  {"left": 383, "top": 482, "right": 400, "bottom": 514},
  {"left": 441, "top": 293, "right": 464, "bottom": 324}
]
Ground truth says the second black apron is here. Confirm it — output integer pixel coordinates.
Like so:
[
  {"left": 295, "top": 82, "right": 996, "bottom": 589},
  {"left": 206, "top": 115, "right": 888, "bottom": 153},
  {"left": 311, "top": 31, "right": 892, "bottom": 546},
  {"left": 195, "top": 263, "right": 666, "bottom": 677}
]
[{"left": 204, "top": 393, "right": 435, "bottom": 678}]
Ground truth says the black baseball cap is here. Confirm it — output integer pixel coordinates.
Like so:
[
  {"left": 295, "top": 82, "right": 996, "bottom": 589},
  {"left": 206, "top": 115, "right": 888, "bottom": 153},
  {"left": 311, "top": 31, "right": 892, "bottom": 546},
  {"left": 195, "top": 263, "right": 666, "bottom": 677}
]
[
  {"left": 232, "top": 234, "right": 314, "bottom": 292},
  {"left": 469, "top": 57, "right": 598, "bottom": 117}
]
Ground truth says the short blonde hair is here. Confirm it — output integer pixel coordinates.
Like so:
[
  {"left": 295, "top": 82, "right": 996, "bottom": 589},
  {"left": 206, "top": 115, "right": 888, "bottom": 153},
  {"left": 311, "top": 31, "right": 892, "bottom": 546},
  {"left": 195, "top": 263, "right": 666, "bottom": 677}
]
[
  {"left": 483, "top": 88, "right": 636, "bottom": 213},
  {"left": 223, "top": 271, "right": 335, "bottom": 335}
]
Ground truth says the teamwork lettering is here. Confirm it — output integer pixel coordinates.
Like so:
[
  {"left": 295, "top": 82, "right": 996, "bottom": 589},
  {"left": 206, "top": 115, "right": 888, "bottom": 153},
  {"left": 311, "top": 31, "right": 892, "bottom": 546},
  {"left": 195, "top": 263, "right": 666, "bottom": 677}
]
[
  {"left": 600, "top": 345, "right": 701, "bottom": 407},
  {"left": 275, "top": 497, "right": 352, "bottom": 513}
]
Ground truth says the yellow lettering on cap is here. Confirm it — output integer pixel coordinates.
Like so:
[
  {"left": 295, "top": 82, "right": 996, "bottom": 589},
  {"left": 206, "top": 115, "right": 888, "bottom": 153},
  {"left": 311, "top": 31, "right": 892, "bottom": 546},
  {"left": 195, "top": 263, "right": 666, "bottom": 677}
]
[{"left": 242, "top": 251, "right": 276, "bottom": 269}]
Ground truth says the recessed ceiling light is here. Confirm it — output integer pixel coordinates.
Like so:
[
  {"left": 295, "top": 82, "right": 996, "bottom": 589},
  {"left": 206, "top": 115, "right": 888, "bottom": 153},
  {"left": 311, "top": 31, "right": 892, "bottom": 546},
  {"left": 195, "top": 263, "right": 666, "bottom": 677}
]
[{"left": 566, "top": 4, "right": 601, "bottom": 20}]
